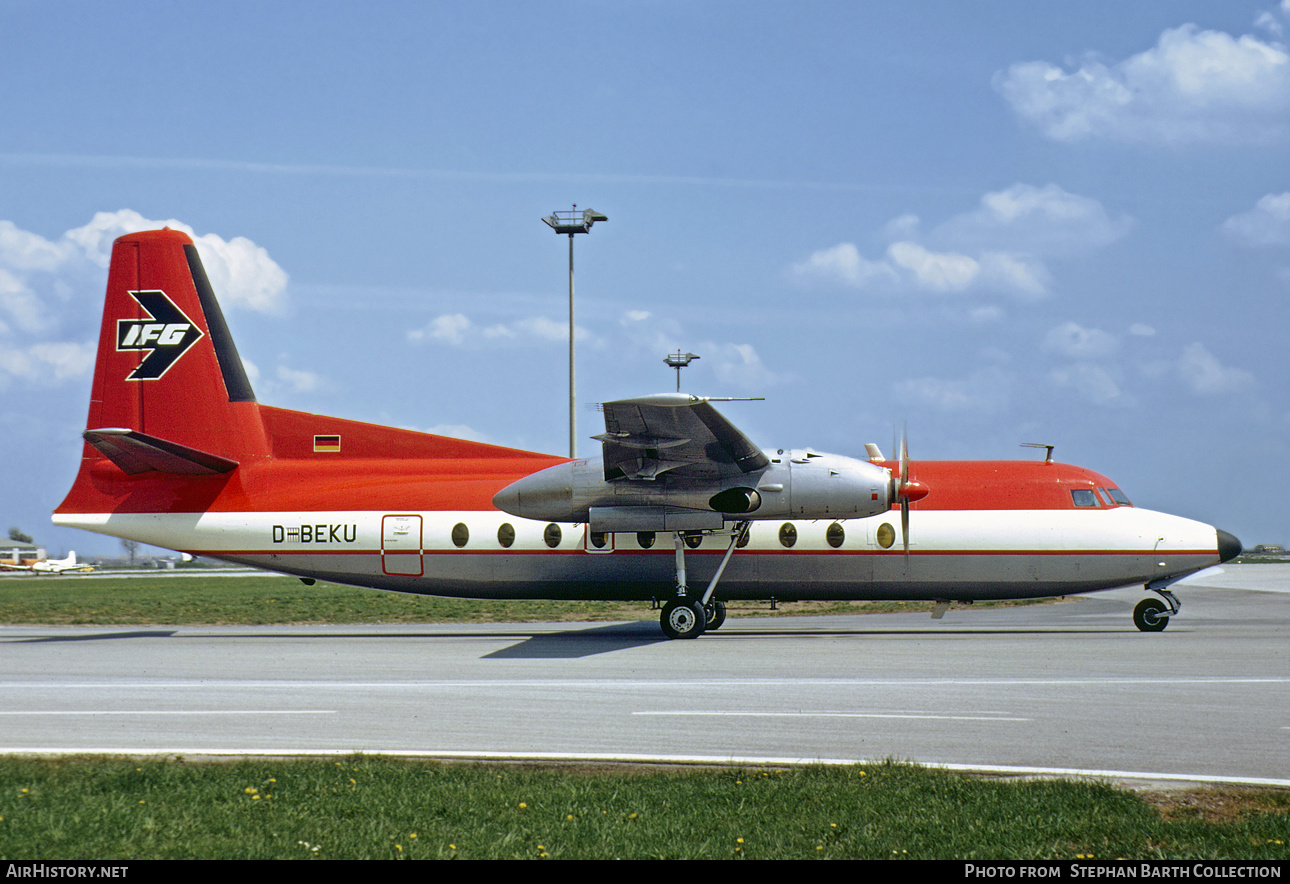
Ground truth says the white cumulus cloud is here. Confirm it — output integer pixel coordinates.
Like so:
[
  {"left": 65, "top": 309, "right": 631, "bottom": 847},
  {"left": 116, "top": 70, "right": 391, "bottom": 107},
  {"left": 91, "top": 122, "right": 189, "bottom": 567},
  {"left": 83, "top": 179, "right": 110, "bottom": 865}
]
[
  {"left": 934, "top": 184, "right": 1133, "bottom": 255},
  {"left": 408, "top": 313, "right": 472, "bottom": 345},
  {"left": 995, "top": 24, "right": 1290, "bottom": 144},
  {"left": 408, "top": 312, "right": 590, "bottom": 347},
  {"left": 1051, "top": 363, "right": 1126, "bottom": 406},
  {"left": 704, "top": 342, "right": 788, "bottom": 391},
  {"left": 1221, "top": 192, "right": 1290, "bottom": 246},
  {"left": 894, "top": 367, "right": 1010, "bottom": 413},
  {"left": 792, "top": 240, "right": 1047, "bottom": 299},
  {"left": 276, "top": 365, "right": 320, "bottom": 393},
  {"left": 0, "top": 340, "right": 95, "bottom": 385},
  {"left": 789, "top": 242, "right": 898, "bottom": 288},
  {"left": 790, "top": 184, "right": 1126, "bottom": 300},
  {"left": 62, "top": 210, "right": 289, "bottom": 313},
  {"left": 886, "top": 242, "right": 980, "bottom": 292},
  {"left": 1176, "top": 343, "right": 1255, "bottom": 395},
  {"left": 0, "top": 211, "right": 287, "bottom": 386}
]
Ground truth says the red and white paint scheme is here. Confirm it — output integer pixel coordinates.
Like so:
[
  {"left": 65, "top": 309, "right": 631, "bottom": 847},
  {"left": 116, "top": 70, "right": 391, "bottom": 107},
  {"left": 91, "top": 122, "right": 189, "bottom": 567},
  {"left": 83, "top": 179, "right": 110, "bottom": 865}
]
[{"left": 55, "top": 229, "right": 1242, "bottom": 638}]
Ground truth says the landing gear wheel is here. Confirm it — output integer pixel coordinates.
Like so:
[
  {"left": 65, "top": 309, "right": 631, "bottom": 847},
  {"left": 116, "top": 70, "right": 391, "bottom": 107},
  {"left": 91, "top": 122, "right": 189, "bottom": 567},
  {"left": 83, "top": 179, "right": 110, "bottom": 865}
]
[
  {"left": 661, "top": 599, "right": 707, "bottom": 639},
  {"left": 704, "top": 599, "right": 727, "bottom": 631},
  {"left": 1133, "top": 598, "right": 1169, "bottom": 632}
]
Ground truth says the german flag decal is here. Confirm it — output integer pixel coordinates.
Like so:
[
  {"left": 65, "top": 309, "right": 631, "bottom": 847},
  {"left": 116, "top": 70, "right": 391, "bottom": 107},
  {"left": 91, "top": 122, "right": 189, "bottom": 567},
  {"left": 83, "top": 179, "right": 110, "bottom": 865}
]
[{"left": 313, "top": 434, "right": 341, "bottom": 453}]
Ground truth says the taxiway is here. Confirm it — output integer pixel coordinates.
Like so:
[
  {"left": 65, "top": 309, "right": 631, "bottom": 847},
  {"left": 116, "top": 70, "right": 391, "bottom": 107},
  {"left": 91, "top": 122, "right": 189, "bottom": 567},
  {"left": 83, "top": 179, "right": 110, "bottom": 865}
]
[{"left": 1, "top": 565, "right": 1286, "bottom": 786}]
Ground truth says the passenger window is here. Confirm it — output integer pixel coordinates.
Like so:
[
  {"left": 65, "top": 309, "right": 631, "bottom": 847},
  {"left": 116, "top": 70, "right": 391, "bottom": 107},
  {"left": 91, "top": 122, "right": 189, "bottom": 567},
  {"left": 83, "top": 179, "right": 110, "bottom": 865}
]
[
  {"left": 451, "top": 522, "right": 469, "bottom": 548},
  {"left": 826, "top": 522, "right": 845, "bottom": 549},
  {"left": 590, "top": 530, "right": 608, "bottom": 549},
  {"left": 683, "top": 532, "right": 703, "bottom": 550},
  {"left": 637, "top": 531, "right": 656, "bottom": 549},
  {"left": 544, "top": 523, "right": 562, "bottom": 548},
  {"left": 497, "top": 523, "right": 515, "bottom": 548},
  {"left": 779, "top": 523, "right": 797, "bottom": 548},
  {"left": 1070, "top": 489, "right": 1098, "bottom": 507},
  {"left": 736, "top": 524, "right": 751, "bottom": 548}
]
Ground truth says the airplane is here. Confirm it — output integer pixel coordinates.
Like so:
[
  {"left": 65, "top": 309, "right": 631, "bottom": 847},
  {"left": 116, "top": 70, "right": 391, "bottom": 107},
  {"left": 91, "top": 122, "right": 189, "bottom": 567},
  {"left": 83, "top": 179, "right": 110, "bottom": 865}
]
[
  {"left": 53, "top": 228, "right": 1242, "bottom": 638},
  {"left": 0, "top": 551, "right": 95, "bottom": 576}
]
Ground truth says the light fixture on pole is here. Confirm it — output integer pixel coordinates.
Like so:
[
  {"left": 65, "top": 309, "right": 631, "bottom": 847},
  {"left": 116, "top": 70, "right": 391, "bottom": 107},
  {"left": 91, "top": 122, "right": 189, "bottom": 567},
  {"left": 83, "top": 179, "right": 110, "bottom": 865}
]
[
  {"left": 664, "top": 350, "right": 700, "bottom": 392},
  {"left": 542, "top": 205, "right": 607, "bottom": 459}
]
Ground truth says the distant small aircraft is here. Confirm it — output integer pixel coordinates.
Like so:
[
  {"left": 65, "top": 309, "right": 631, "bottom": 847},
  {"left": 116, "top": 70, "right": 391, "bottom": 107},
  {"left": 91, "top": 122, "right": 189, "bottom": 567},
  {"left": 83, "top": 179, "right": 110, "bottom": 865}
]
[
  {"left": 0, "top": 551, "right": 95, "bottom": 576},
  {"left": 53, "top": 228, "right": 1241, "bottom": 637}
]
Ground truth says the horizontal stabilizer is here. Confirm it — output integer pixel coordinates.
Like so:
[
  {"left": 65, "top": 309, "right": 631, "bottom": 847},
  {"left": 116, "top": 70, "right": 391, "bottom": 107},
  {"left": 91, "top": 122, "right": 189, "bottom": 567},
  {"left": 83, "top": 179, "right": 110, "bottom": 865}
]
[{"left": 84, "top": 428, "right": 239, "bottom": 476}]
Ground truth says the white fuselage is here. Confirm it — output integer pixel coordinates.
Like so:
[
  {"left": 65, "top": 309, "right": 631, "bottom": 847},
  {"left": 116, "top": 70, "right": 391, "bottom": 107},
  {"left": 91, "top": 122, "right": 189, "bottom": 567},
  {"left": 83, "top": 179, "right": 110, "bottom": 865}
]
[{"left": 56, "top": 504, "right": 1222, "bottom": 601}]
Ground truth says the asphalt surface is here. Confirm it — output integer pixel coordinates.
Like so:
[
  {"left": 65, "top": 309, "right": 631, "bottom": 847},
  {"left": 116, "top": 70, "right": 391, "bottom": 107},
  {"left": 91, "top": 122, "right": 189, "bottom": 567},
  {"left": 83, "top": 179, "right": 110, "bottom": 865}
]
[{"left": 1, "top": 564, "right": 1286, "bottom": 787}]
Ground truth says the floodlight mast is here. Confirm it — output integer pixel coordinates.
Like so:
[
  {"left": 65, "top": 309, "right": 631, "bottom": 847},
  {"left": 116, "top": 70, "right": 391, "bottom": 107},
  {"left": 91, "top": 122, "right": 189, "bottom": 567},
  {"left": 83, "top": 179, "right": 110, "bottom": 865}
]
[
  {"left": 664, "top": 350, "right": 700, "bottom": 392},
  {"left": 542, "top": 205, "right": 607, "bottom": 458}
]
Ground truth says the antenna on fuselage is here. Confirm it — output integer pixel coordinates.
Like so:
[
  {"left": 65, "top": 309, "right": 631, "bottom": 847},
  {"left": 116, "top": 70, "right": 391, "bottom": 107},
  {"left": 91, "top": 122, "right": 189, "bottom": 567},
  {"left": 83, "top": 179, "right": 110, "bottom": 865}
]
[{"left": 1021, "top": 442, "right": 1055, "bottom": 463}]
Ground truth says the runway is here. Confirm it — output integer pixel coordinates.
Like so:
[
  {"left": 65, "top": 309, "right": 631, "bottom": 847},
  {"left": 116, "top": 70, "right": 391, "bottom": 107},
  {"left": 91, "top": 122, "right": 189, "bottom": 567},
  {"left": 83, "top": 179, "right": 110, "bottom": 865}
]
[{"left": 1, "top": 564, "right": 1286, "bottom": 787}]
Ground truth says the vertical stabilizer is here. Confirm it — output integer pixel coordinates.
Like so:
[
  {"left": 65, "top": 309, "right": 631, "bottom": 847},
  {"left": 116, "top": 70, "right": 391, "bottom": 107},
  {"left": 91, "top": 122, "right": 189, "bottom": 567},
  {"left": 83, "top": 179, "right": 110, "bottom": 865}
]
[{"left": 85, "top": 228, "right": 268, "bottom": 461}]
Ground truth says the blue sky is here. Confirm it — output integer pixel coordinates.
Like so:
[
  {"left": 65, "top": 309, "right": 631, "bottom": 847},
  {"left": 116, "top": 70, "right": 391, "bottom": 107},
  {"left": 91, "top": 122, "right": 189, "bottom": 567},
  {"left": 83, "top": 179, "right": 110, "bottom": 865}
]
[{"left": 2, "top": 1, "right": 1287, "bottom": 557}]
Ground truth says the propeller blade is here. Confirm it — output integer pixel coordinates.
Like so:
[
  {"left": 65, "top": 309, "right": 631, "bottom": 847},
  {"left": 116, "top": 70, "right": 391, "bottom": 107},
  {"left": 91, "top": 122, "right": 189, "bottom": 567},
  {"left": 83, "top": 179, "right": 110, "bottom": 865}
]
[
  {"left": 900, "top": 426, "right": 910, "bottom": 554},
  {"left": 901, "top": 496, "right": 910, "bottom": 555}
]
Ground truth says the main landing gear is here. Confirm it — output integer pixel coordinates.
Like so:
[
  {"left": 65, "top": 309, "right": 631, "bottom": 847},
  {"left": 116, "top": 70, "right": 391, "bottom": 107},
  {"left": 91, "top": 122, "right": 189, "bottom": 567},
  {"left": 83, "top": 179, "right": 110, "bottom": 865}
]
[
  {"left": 658, "top": 522, "right": 746, "bottom": 639},
  {"left": 661, "top": 598, "right": 707, "bottom": 640}
]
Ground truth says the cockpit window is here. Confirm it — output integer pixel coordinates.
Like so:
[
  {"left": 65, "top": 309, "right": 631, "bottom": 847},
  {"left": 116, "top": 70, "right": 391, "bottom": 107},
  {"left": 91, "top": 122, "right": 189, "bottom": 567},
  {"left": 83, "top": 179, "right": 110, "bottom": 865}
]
[
  {"left": 1070, "top": 489, "right": 1098, "bottom": 507},
  {"left": 1105, "top": 487, "right": 1132, "bottom": 506}
]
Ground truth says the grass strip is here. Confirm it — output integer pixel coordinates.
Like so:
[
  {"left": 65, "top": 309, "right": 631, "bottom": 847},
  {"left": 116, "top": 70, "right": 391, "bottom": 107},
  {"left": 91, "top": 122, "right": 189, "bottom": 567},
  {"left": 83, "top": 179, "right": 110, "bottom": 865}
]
[{"left": 0, "top": 757, "right": 1286, "bottom": 860}]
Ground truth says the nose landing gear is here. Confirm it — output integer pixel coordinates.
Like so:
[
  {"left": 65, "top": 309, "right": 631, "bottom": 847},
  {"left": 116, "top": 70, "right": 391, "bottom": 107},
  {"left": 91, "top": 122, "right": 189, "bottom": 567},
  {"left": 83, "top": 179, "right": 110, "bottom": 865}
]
[{"left": 1134, "top": 586, "right": 1180, "bottom": 632}]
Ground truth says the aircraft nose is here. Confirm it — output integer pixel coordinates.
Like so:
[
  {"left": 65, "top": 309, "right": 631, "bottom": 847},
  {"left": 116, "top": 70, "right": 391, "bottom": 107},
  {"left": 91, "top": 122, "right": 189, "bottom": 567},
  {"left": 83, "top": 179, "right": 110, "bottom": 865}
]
[{"left": 1216, "top": 529, "right": 1242, "bottom": 563}]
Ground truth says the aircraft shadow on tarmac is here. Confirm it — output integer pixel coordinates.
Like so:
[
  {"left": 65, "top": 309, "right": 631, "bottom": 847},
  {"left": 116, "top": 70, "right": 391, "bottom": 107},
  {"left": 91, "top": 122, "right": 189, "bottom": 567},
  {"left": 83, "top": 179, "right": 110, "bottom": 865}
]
[
  {"left": 483, "top": 620, "right": 668, "bottom": 658},
  {"left": 11, "top": 629, "right": 179, "bottom": 643},
  {"left": 480, "top": 618, "right": 1130, "bottom": 659}
]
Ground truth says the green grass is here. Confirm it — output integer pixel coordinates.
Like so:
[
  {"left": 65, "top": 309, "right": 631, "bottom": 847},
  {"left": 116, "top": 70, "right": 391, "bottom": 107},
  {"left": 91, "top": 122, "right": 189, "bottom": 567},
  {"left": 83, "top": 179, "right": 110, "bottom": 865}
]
[
  {"left": 0, "top": 572, "right": 1031, "bottom": 626},
  {"left": 0, "top": 757, "right": 1286, "bottom": 860}
]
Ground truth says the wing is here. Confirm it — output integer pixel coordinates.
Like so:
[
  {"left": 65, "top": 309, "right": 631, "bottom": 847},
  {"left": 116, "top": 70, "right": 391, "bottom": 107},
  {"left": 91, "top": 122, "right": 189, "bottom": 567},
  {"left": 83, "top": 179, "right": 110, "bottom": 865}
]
[{"left": 595, "top": 394, "right": 769, "bottom": 481}]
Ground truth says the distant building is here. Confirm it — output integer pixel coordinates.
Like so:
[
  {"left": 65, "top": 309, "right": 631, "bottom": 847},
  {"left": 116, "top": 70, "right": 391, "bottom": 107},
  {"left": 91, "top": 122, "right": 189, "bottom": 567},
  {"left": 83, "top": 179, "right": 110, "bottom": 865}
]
[{"left": 3, "top": 540, "right": 47, "bottom": 565}]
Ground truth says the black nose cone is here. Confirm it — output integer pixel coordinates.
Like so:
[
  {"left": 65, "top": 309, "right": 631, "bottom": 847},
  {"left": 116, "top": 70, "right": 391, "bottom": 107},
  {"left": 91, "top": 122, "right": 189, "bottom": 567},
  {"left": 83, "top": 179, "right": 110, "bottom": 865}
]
[{"left": 1217, "top": 529, "right": 1243, "bottom": 563}]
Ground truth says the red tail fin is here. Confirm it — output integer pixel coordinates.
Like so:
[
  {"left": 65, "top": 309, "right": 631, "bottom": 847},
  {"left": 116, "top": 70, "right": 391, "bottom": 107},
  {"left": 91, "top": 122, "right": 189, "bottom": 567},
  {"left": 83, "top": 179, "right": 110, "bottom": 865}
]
[{"left": 86, "top": 228, "right": 269, "bottom": 460}]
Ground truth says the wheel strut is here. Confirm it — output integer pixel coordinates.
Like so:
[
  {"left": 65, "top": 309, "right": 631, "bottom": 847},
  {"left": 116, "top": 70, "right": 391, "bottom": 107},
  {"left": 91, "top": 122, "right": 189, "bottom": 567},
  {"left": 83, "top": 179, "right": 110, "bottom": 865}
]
[{"left": 659, "top": 522, "right": 748, "bottom": 639}]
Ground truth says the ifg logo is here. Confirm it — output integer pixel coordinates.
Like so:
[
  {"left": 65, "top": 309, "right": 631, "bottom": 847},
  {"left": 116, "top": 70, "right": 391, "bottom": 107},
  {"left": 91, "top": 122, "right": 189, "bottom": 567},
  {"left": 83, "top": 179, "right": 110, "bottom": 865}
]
[{"left": 116, "top": 290, "right": 204, "bottom": 380}]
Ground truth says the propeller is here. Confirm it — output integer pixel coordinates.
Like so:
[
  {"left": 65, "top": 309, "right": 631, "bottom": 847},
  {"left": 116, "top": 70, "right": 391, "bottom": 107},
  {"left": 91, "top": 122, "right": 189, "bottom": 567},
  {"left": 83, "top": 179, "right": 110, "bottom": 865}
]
[{"left": 891, "top": 426, "right": 929, "bottom": 554}]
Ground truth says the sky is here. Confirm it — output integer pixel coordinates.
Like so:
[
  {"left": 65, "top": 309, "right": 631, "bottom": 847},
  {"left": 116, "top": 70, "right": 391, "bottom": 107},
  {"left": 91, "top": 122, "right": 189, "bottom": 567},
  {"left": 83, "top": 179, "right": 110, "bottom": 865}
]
[{"left": 1, "top": 0, "right": 1287, "bottom": 557}]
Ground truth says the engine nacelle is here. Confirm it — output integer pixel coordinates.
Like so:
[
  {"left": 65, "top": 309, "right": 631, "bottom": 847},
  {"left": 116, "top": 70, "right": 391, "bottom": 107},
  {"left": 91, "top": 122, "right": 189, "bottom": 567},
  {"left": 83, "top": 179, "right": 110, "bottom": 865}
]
[{"left": 492, "top": 448, "right": 892, "bottom": 529}]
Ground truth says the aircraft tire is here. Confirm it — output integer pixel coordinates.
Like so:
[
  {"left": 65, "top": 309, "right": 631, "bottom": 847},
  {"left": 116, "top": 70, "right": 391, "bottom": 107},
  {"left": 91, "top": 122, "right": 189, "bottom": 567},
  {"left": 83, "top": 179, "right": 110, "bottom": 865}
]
[
  {"left": 1133, "top": 598, "right": 1169, "bottom": 632},
  {"left": 704, "top": 599, "right": 727, "bottom": 631},
  {"left": 661, "top": 599, "right": 707, "bottom": 639}
]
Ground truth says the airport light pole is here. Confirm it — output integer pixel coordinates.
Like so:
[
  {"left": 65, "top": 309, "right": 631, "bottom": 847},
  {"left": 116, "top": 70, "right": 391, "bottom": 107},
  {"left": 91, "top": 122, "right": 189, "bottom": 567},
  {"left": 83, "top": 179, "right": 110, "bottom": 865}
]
[
  {"left": 542, "top": 205, "right": 607, "bottom": 459},
  {"left": 664, "top": 350, "right": 700, "bottom": 392}
]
